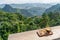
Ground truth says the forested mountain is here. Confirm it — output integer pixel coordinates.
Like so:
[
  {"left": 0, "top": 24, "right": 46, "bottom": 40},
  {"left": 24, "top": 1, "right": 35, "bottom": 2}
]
[
  {"left": 2, "top": 4, "right": 16, "bottom": 12},
  {"left": 1, "top": 4, "right": 33, "bottom": 17},
  {"left": 0, "top": 3, "right": 53, "bottom": 16},
  {"left": 28, "top": 7, "right": 46, "bottom": 16},
  {"left": 45, "top": 4, "right": 60, "bottom": 13},
  {"left": 1, "top": 4, "right": 60, "bottom": 16}
]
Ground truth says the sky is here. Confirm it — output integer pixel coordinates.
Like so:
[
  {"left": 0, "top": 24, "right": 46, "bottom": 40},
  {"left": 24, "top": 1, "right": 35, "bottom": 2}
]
[{"left": 0, "top": 0, "right": 60, "bottom": 4}]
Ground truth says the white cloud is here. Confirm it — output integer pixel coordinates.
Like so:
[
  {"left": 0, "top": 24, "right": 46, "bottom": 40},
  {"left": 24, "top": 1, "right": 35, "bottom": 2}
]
[{"left": 0, "top": 0, "right": 60, "bottom": 4}]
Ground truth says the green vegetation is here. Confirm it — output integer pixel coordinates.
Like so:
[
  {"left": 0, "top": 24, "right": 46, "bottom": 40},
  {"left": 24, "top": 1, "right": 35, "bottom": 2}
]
[{"left": 0, "top": 11, "right": 60, "bottom": 40}]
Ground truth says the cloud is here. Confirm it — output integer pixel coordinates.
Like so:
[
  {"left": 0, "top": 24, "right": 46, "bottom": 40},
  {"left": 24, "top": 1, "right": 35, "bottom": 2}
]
[{"left": 0, "top": 0, "right": 60, "bottom": 4}]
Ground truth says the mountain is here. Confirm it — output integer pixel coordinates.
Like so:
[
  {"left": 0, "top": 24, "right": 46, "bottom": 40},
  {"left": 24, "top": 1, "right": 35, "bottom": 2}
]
[
  {"left": 2, "top": 4, "right": 17, "bottom": 12},
  {"left": 9, "top": 3, "right": 53, "bottom": 16},
  {"left": 27, "top": 7, "right": 46, "bottom": 16},
  {"left": 0, "top": 3, "right": 53, "bottom": 16},
  {"left": 2, "top": 4, "right": 33, "bottom": 17},
  {"left": 45, "top": 4, "right": 60, "bottom": 13},
  {"left": 16, "top": 7, "right": 46, "bottom": 16}
]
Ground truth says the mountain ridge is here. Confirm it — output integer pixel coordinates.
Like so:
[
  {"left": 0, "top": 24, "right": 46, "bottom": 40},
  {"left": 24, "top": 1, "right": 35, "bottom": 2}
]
[
  {"left": 0, "top": 3, "right": 56, "bottom": 17},
  {"left": 45, "top": 4, "right": 60, "bottom": 13},
  {"left": 1, "top": 4, "right": 33, "bottom": 17}
]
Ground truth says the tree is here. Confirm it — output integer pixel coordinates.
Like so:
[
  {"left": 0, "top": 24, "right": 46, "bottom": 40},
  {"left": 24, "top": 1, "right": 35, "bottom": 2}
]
[{"left": 42, "top": 13, "right": 50, "bottom": 28}]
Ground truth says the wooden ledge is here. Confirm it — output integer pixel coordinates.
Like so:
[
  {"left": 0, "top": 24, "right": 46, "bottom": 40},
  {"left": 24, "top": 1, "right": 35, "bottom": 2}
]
[{"left": 8, "top": 26, "right": 60, "bottom": 40}]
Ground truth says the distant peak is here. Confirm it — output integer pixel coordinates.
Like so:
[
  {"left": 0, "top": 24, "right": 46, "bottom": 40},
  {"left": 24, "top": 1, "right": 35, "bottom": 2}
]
[{"left": 3, "top": 4, "right": 12, "bottom": 9}]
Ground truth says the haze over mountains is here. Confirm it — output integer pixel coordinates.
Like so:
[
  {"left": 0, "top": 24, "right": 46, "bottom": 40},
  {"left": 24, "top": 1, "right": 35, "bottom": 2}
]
[
  {"left": 0, "top": 3, "right": 60, "bottom": 17},
  {"left": 0, "top": 3, "right": 52, "bottom": 9}
]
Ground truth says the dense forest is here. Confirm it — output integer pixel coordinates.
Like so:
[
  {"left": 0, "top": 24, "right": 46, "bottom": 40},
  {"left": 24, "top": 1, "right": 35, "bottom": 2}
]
[{"left": 0, "top": 11, "right": 60, "bottom": 40}]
